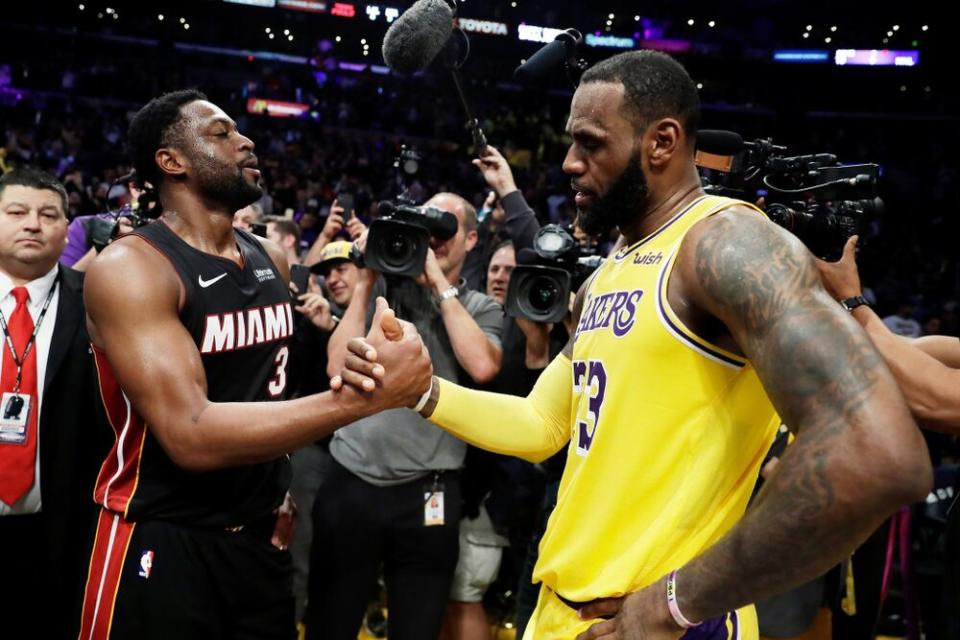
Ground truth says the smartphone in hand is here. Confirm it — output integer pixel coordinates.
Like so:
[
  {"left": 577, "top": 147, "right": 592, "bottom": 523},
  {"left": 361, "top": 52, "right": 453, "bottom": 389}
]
[
  {"left": 337, "top": 193, "right": 355, "bottom": 219},
  {"left": 290, "top": 263, "right": 311, "bottom": 298}
]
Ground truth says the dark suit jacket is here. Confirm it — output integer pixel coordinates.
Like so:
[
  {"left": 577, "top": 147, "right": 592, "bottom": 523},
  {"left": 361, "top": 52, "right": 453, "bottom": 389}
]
[{"left": 38, "top": 265, "right": 112, "bottom": 637}]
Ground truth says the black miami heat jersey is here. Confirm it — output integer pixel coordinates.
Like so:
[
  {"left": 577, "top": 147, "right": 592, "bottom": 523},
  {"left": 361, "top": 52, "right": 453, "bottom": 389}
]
[{"left": 92, "top": 220, "right": 293, "bottom": 528}]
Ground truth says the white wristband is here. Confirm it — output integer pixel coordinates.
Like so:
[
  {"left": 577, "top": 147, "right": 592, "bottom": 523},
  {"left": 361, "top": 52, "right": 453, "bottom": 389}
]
[{"left": 412, "top": 378, "right": 434, "bottom": 413}]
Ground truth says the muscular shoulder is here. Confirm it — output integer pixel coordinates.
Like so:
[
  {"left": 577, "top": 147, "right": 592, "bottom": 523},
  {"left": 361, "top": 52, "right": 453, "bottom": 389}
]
[
  {"left": 676, "top": 205, "right": 820, "bottom": 330},
  {"left": 84, "top": 235, "right": 182, "bottom": 323}
]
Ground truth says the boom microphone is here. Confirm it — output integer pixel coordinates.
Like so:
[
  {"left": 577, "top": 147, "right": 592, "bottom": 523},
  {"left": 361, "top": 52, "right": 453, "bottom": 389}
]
[
  {"left": 514, "top": 29, "right": 582, "bottom": 82},
  {"left": 695, "top": 130, "right": 744, "bottom": 156},
  {"left": 382, "top": 0, "right": 456, "bottom": 73}
]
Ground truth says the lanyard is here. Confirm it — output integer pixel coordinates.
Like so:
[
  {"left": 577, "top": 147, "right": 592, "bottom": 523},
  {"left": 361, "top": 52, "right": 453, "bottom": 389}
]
[{"left": 0, "top": 275, "right": 59, "bottom": 393}]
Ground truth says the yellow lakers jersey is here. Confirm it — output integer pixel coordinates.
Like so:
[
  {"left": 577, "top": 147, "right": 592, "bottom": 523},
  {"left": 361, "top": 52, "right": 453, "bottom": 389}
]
[{"left": 533, "top": 195, "right": 780, "bottom": 603}]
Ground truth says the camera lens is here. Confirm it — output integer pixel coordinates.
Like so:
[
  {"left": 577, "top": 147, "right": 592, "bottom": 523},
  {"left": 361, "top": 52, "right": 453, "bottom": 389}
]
[
  {"left": 379, "top": 233, "right": 416, "bottom": 268},
  {"left": 528, "top": 276, "right": 561, "bottom": 313}
]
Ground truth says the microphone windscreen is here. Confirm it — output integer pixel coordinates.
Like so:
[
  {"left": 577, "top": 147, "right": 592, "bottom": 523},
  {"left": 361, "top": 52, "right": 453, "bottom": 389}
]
[
  {"left": 514, "top": 39, "right": 573, "bottom": 82},
  {"left": 516, "top": 248, "right": 541, "bottom": 265},
  {"left": 695, "top": 130, "right": 744, "bottom": 156},
  {"left": 382, "top": 0, "right": 455, "bottom": 74}
]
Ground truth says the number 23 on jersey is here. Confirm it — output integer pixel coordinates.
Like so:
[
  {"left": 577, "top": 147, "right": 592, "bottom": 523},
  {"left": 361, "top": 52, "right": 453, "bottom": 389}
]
[{"left": 572, "top": 359, "right": 607, "bottom": 456}]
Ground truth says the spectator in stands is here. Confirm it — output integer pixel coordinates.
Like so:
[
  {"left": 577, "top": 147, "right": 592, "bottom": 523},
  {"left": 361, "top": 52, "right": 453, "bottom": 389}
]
[
  {"left": 233, "top": 201, "right": 263, "bottom": 232},
  {"left": 266, "top": 215, "right": 303, "bottom": 266}
]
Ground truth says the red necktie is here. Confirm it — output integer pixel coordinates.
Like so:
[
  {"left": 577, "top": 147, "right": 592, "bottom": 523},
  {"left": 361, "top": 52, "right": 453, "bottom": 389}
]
[{"left": 0, "top": 286, "right": 38, "bottom": 505}]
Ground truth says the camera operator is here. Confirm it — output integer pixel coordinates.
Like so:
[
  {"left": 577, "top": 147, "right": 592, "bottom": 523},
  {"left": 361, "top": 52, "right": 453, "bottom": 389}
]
[
  {"left": 307, "top": 192, "right": 503, "bottom": 640},
  {"left": 462, "top": 146, "right": 541, "bottom": 291},
  {"left": 817, "top": 235, "right": 960, "bottom": 432}
]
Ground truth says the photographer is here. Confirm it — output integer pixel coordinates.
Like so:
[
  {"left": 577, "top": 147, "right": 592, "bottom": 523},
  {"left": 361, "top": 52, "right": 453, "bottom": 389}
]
[
  {"left": 462, "top": 146, "right": 542, "bottom": 291},
  {"left": 817, "top": 235, "right": 960, "bottom": 432},
  {"left": 307, "top": 192, "right": 503, "bottom": 640}
]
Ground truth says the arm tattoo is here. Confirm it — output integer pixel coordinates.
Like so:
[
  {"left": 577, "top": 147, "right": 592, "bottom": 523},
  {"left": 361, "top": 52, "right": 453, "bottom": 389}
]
[{"left": 675, "top": 211, "right": 923, "bottom": 620}]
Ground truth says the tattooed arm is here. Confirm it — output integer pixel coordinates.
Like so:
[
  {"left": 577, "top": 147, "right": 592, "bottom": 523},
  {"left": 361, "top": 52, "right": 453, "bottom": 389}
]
[{"left": 668, "top": 208, "right": 931, "bottom": 620}]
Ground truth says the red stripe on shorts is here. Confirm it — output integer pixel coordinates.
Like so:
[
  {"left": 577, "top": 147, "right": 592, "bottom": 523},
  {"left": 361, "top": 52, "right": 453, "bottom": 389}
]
[{"left": 77, "top": 509, "right": 136, "bottom": 640}]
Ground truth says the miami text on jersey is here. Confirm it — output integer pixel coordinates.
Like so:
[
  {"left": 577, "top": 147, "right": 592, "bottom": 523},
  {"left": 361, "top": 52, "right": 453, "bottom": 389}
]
[{"left": 200, "top": 302, "right": 294, "bottom": 354}]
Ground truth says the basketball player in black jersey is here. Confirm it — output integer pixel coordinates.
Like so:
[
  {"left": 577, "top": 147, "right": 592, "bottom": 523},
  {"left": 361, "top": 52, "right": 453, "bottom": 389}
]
[{"left": 78, "top": 90, "right": 432, "bottom": 639}]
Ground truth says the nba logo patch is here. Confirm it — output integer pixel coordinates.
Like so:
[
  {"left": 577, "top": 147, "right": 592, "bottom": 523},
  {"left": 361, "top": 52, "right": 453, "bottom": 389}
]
[{"left": 138, "top": 550, "right": 154, "bottom": 579}]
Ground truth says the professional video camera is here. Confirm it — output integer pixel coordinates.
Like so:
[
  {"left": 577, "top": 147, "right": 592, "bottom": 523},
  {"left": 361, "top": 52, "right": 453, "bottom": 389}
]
[
  {"left": 695, "top": 130, "right": 884, "bottom": 261},
  {"left": 360, "top": 145, "right": 459, "bottom": 277},
  {"left": 505, "top": 225, "right": 603, "bottom": 323}
]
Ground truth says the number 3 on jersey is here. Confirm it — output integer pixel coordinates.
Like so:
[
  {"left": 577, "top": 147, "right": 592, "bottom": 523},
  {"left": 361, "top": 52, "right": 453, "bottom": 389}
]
[
  {"left": 572, "top": 359, "right": 607, "bottom": 456},
  {"left": 268, "top": 345, "right": 289, "bottom": 397}
]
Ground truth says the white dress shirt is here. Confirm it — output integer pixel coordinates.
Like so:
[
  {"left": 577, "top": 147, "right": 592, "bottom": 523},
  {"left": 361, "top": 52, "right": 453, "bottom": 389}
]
[{"left": 0, "top": 265, "right": 60, "bottom": 515}]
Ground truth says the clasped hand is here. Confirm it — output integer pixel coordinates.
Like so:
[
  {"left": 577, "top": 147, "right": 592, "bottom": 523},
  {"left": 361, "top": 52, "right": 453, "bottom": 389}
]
[{"left": 330, "top": 297, "right": 433, "bottom": 410}]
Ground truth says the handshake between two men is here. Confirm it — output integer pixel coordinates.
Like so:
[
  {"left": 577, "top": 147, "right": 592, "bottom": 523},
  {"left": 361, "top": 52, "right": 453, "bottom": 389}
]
[{"left": 329, "top": 296, "right": 437, "bottom": 413}]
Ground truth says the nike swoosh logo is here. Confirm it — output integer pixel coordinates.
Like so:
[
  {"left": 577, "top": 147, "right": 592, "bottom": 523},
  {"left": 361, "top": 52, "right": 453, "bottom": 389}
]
[{"left": 198, "top": 273, "right": 228, "bottom": 288}]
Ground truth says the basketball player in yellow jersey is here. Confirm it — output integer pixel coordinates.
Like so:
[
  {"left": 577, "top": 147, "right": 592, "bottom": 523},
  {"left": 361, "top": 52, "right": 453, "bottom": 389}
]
[{"left": 334, "top": 51, "right": 931, "bottom": 639}]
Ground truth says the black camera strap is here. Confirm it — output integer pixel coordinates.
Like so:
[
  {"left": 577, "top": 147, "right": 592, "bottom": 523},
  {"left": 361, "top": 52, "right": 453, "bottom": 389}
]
[{"left": 0, "top": 274, "right": 59, "bottom": 393}]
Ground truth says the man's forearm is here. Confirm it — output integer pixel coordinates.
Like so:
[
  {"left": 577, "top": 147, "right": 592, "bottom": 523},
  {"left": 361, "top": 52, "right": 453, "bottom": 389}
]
[
  {"left": 166, "top": 390, "right": 374, "bottom": 471},
  {"left": 675, "top": 426, "right": 915, "bottom": 622},
  {"left": 853, "top": 306, "right": 960, "bottom": 430},
  {"left": 913, "top": 335, "right": 960, "bottom": 368},
  {"left": 326, "top": 281, "right": 373, "bottom": 375},
  {"left": 439, "top": 298, "right": 501, "bottom": 383},
  {"left": 501, "top": 190, "right": 540, "bottom": 251},
  {"left": 424, "top": 355, "right": 571, "bottom": 462}
]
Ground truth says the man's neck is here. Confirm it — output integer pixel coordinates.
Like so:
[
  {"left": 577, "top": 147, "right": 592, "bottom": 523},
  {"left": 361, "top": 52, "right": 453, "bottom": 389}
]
[
  {"left": 620, "top": 174, "right": 704, "bottom": 246},
  {"left": 161, "top": 206, "right": 238, "bottom": 259},
  {"left": 0, "top": 261, "right": 55, "bottom": 287},
  {"left": 286, "top": 250, "right": 301, "bottom": 267}
]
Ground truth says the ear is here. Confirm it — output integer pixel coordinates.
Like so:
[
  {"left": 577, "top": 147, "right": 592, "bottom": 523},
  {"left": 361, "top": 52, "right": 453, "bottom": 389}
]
[
  {"left": 155, "top": 146, "right": 189, "bottom": 181},
  {"left": 647, "top": 118, "right": 683, "bottom": 169},
  {"left": 464, "top": 229, "right": 479, "bottom": 253}
]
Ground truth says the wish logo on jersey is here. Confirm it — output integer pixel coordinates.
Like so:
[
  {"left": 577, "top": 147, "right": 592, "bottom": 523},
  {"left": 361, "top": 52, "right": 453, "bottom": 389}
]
[{"left": 575, "top": 289, "right": 644, "bottom": 338}]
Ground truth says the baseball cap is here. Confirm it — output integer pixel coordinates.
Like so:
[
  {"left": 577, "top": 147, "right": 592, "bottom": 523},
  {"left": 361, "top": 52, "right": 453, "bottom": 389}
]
[{"left": 310, "top": 240, "right": 354, "bottom": 274}]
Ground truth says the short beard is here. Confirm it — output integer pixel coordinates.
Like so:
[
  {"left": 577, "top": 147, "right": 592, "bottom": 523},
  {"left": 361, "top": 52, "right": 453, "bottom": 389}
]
[
  {"left": 575, "top": 151, "right": 648, "bottom": 237},
  {"left": 195, "top": 157, "right": 263, "bottom": 212}
]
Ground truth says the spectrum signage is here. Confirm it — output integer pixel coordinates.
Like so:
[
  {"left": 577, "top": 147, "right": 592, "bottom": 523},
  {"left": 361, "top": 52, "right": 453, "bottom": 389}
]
[
  {"left": 585, "top": 34, "right": 635, "bottom": 49},
  {"left": 458, "top": 18, "right": 509, "bottom": 36}
]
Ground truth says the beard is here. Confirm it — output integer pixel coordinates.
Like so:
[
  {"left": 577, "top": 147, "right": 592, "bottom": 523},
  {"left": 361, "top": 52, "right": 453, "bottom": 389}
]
[
  {"left": 195, "top": 156, "right": 263, "bottom": 212},
  {"left": 575, "top": 151, "right": 649, "bottom": 237}
]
